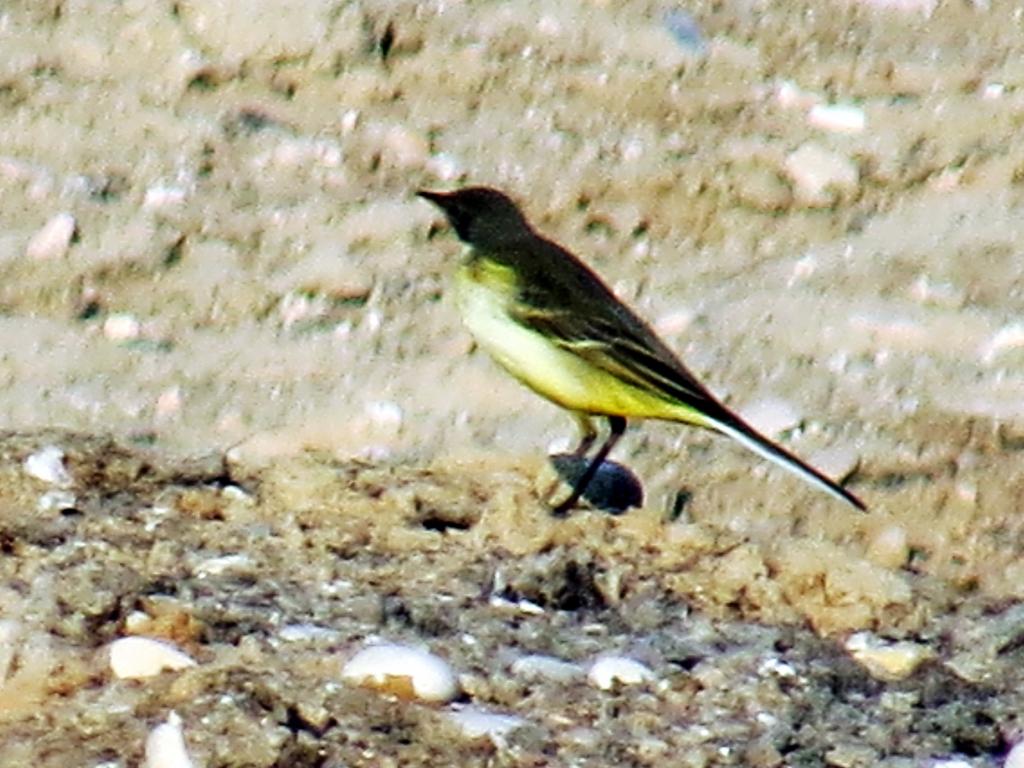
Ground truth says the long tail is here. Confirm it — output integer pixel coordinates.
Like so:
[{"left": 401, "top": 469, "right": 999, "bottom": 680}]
[{"left": 708, "top": 416, "right": 866, "bottom": 511}]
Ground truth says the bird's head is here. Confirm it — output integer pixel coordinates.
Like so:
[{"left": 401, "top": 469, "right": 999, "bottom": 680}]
[{"left": 417, "top": 186, "right": 532, "bottom": 248}]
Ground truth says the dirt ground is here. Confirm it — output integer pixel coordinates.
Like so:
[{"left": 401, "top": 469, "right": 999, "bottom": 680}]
[{"left": 1, "top": 1, "right": 1024, "bottom": 766}]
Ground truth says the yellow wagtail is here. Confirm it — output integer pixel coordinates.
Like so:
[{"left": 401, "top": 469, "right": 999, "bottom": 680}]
[{"left": 417, "top": 186, "right": 866, "bottom": 514}]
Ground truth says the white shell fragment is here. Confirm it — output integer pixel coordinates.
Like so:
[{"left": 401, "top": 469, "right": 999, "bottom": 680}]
[
  {"left": 381, "top": 125, "right": 429, "bottom": 169},
  {"left": 866, "top": 524, "right": 911, "bottom": 569},
  {"left": 742, "top": 397, "right": 803, "bottom": 436},
  {"left": 278, "top": 624, "right": 340, "bottom": 643},
  {"left": 193, "top": 553, "right": 254, "bottom": 578},
  {"left": 981, "top": 323, "right": 1024, "bottom": 364},
  {"left": 510, "top": 654, "right": 585, "bottom": 684},
  {"left": 103, "top": 313, "right": 142, "bottom": 342},
  {"left": 447, "top": 705, "right": 527, "bottom": 740},
  {"left": 37, "top": 489, "right": 77, "bottom": 513},
  {"left": 145, "top": 711, "right": 196, "bottom": 768},
  {"left": 1005, "top": 740, "right": 1024, "bottom": 768},
  {"left": 109, "top": 637, "right": 197, "bottom": 679},
  {"left": 809, "top": 444, "right": 861, "bottom": 484},
  {"left": 982, "top": 82, "right": 1005, "bottom": 100},
  {"left": 845, "top": 632, "right": 934, "bottom": 681},
  {"left": 758, "top": 656, "right": 798, "bottom": 679},
  {"left": 364, "top": 400, "right": 404, "bottom": 429},
  {"left": 488, "top": 594, "right": 546, "bottom": 615},
  {"left": 587, "top": 655, "right": 656, "bottom": 690},
  {"left": 26, "top": 212, "right": 76, "bottom": 260},
  {"left": 143, "top": 185, "right": 188, "bottom": 211},
  {"left": 807, "top": 103, "right": 866, "bottom": 134},
  {"left": 784, "top": 143, "right": 859, "bottom": 207},
  {"left": 24, "top": 445, "right": 73, "bottom": 487},
  {"left": 341, "top": 643, "right": 459, "bottom": 702}
]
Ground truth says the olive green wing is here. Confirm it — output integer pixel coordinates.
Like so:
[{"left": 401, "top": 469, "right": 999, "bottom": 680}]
[
  {"left": 506, "top": 235, "right": 742, "bottom": 428},
  {"left": 511, "top": 300, "right": 728, "bottom": 419}
]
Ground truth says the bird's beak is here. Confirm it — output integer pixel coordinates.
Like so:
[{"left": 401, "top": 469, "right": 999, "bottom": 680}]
[{"left": 416, "top": 189, "right": 452, "bottom": 209}]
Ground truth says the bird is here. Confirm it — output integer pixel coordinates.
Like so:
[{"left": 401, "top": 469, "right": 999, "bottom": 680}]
[{"left": 417, "top": 185, "right": 866, "bottom": 514}]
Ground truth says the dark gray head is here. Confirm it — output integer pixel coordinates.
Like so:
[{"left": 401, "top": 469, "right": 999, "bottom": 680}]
[{"left": 417, "top": 186, "right": 533, "bottom": 248}]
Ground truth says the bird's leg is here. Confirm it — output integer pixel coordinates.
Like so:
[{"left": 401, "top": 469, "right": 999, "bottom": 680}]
[
  {"left": 571, "top": 414, "right": 599, "bottom": 457},
  {"left": 540, "top": 414, "right": 599, "bottom": 505},
  {"left": 552, "top": 415, "right": 627, "bottom": 516}
]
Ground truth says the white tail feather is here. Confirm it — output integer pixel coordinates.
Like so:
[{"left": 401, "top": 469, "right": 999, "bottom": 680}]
[{"left": 710, "top": 419, "right": 862, "bottom": 509}]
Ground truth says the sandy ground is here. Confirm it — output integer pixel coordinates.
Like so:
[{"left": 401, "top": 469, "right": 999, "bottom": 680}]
[{"left": 1, "top": 0, "right": 1024, "bottom": 765}]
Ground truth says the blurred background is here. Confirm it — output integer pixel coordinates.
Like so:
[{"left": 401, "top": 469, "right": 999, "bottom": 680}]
[{"left": 1, "top": 0, "right": 1023, "bottom": 586}]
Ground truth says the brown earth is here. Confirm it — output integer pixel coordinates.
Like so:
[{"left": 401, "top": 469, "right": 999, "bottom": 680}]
[{"left": 1, "top": 0, "right": 1023, "bottom": 765}]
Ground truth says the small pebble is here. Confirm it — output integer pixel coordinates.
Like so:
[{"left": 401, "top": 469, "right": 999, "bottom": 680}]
[
  {"left": 587, "top": 655, "right": 656, "bottom": 690},
  {"left": 340, "top": 109, "right": 360, "bottom": 134},
  {"left": 382, "top": 126, "right": 429, "bottom": 169},
  {"left": 663, "top": 9, "right": 706, "bottom": 53},
  {"left": 908, "top": 275, "right": 964, "bottom": 309},
  {"left": 757, "top": 656, "right": 798, "bottom": 679},
  {"left": 807, "top": 104, "right": 866, "bottom": 134},
  {"left": 24, "top": 445, "right": 72, "bottom": 487},
  {"left": 221, "top": 485, "right": 253, "bottom": 503},
  {"left": 109, "top": 636, "right": 197, "bottom": 679},
  {"left": 754, "top": 712, "right": 779, "bottom": 727},
  {"left": 981, "top": 323, "right": 1024, "bottom": 364},
  {"left": 1005, "top": 740, "right": 1024, "bottom": 768},
  {"left": 784, "top": 143, "right": 859, "bottom": 207},
  {"left": 879, "top": 692, "right": 917, "bottom": 711},
  {"left": 982, "top": 82, "right": 1005, "bottom": 100},
  {"left": 845, "top": 632, "right": 933, "bottom": 681},
  {"left": 0, "top": 156, "right": 40, "bottom": 183},
  {"left": 425, "top": 152, "right": 462, "bottom": 181},
  {"left": 866, "top": 524, "right": 910, "bottom": 569},
  {"left": 788, "top": 255, "right": 818, "bottom": 284},
  {"left": 536, "top": 14, "right": 562, "bottom": 36},
  {"left": 193, "top": 553, "right": 253, "bottom": 577},
  {"left": 488, "top": 594, "right": 546, "bottom": 615},
  {"left": 775, "top": 80, "right": 817, "bottom": 110},
  {"left": 143, "top": 185, "right": 188, "bottom": 211},
  {"left": 155, "top": 387, "right": 184, "bottom": 421},
  {"left": 516, "top": 598, "right": 545, "bottom": 615},
  {"left": 808, "top": 444, "right": 861, "bottom": 482},
  {"left": 103, "top": 313, "right": 142, "bottom": 342},
  {"left": 341, "top": 643, "right": 459, "bottom": 702},
  {"left": 269, "top": 137, "right": 316, "bottom": 169},
  {"left": 446, "top": 705, "right": 527, "bottom": 740},
  {"left": 733, "top": 162, "right": 793, "bottom": 212},
  {"left": 278, "top": 291, "right": 321, "bottom": 328},
  {"left": 654, "top": 309, "right": 694, "bottom": 337},
  {"left": 26, "top": 212, "right": 76, "bottom": 260},
  {"left": 825, "top": 743, "right": 880, "bottom": 767},
  {"left": 563, "top": 726, "right": 603, "bottom": 748},
  {"left": 279, "top": 624, "right": 340, "bottom": 643},
  {"left": 510, "top": 654, "right": 585, "bottom": 684},
  {"left": 124, "top": 611, "right": 153, "bottom": 634},
  {"left": 549, "top": 454, "right": 644, "bottom": 514},
  {"left": 741, "top": 397, "right": 803, "bottom": 436},
  {"left": 144, "top": 712, "right": 196, "bottom": 768},
  {"left": 37, "top": 489, "right": 77, "bottom": 512},
  {"left": 929, "top": 167, "right": 962, "bottom": 193},
  {"left": 365, "top": 400, "right": 403, "bottom": 428}
]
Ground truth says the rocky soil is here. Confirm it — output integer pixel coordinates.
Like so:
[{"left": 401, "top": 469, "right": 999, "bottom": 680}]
[{"left": 1, "top": 1, "right": 1023, "bottom": 765}]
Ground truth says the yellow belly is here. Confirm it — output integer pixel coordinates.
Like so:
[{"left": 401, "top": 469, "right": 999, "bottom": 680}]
[{"left": 454, "top": 260, "right": 708, "bottom": 425}]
